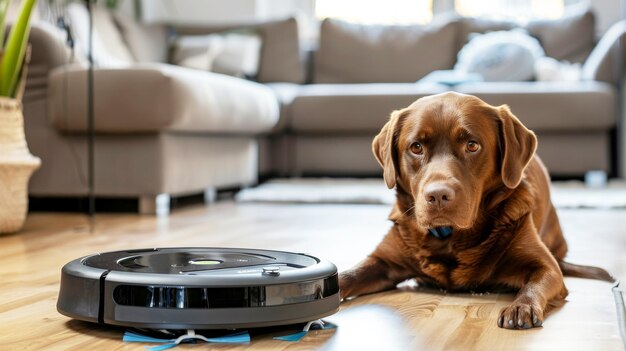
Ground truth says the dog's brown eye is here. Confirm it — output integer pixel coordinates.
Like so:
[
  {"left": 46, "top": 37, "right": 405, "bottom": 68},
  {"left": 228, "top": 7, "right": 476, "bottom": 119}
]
[
  {"left": 410, "top": 142, "right": 423, "bottom": 155},
  {"left": 466, "top": 141, "right": 480, "bottom": 153}
]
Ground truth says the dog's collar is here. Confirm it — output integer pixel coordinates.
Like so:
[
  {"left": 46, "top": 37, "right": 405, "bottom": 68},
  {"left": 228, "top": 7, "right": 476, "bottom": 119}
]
[{"left": 428, "top": 226, "right": 453, "bottom": 239}]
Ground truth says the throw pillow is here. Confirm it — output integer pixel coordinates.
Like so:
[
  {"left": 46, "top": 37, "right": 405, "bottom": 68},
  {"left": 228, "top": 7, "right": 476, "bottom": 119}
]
[
  {"left": 172, "top": 17, "right": 304, "bottom": 83},
  {"left": 67, "top": 3, "right": 135, "bottom": 67},
  {"left": 112, "top": 12, "right": 169, "bottom": 63},
  {"left": 172, "top": 32, "right": 262, "bottom": 78},
  {"left": 454, "top": 29, "right": 545, "bottom": 81}
]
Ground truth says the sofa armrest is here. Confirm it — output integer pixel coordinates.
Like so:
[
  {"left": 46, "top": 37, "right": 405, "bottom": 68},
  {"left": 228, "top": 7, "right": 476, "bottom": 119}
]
[
  {"left": 48, "top": 63, "right": 279, "bottom": 134},
  {"left": 582, "top": 21, "right": 626, "bottom": 84},
  {"left": 24, "top": 22, "right": 74, "bottom": 101}
]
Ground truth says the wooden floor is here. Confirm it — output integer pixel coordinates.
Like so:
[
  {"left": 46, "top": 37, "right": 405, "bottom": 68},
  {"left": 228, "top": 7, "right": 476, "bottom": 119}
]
[{"left": 0, "top": 201, "right": 624, "bottom": 350}]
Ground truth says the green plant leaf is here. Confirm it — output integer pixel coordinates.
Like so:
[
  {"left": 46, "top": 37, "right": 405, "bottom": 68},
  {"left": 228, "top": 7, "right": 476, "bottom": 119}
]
[
  {"left": 0, "top": 0, "right": 10, "bottom": 48},
  {"left": 0, "top": 0, "right": 38, "bottom": 98}
]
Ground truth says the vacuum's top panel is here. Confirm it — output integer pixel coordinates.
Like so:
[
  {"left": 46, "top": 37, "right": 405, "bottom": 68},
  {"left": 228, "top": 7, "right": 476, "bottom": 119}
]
[
  {"left": 65, "top": 247, "right": 336, "bottom": 287},
  {"left": 81, "top": 247, "right": 324, "bottom": 278}
]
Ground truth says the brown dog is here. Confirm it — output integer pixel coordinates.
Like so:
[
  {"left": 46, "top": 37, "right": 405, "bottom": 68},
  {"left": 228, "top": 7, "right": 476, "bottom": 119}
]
[{"left": 339, "top": 92, "right": 613, "bottom": 330}]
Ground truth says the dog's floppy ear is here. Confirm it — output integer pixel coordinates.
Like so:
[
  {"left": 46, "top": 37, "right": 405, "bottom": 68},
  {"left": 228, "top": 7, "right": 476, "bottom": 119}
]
[
  {"left": 496, "top": 105, "right": 537, "bottom": 189},
  {"left": 373, "top": 109, "right": 406, "bottom": 189}
]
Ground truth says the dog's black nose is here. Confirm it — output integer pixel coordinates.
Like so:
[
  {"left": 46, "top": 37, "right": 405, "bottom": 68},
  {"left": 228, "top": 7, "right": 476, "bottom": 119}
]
[{"left": 424, "top": 182, "right": 455, "bottom": 209}]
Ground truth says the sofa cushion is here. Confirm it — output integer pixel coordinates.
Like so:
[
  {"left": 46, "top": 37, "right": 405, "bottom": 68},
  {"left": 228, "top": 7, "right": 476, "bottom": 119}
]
[
  {"left": 314, "top": 18, "right": 457, "bottom": 83},
  {"left": 113, "top": 12, "right": 169, "bottom": 63},
  {"left": 255, "top": 18, "right": 304, "bottom": 83},
  {"left": 525, "top": 6, "right": 595, "bottom": 63},
  {"left": 454, "top": 81, "right": 615, "bottom": 132},
  {"left": 172, "top": 32, "right": 262, "bottom": 78},
  {"left": 48, "top": 63, "right": 279, "bottom": 134},
  {"left": 173, "top": 18, "right": 305, "bottom": 84},
  {"left": 289, "top": 83, "right": 449, "bottom": 133},
  {"left": 67, "top": 3, "right": 135, "bottom": 67}
]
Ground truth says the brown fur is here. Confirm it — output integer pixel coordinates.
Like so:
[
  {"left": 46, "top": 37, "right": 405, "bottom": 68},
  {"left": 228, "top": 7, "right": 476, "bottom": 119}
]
[{"left": 340, "top": 92, "right": 614, "bottom": 330}]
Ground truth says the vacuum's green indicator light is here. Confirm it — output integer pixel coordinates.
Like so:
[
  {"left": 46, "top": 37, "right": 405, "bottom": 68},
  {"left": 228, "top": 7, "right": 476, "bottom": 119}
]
[{"left": 189, "top": 260, "right": 222, "bottom": 265}]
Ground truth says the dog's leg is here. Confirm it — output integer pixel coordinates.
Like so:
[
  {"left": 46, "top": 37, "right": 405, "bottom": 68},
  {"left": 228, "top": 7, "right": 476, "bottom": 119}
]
[
  {"left": 340, "top": 229, "right": 414, "bottom": 300},
  {"left": 496, "top": 224, "right": 568, "bottom": 329},
  {"left": 498, "top": 264, "right": 567, "bottom": 330},
  {"left": 339, "top": 255, "right": 411, "bottom": 300}
]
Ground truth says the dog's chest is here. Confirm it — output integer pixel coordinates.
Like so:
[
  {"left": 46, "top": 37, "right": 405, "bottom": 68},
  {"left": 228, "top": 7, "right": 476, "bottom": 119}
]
[
  {"left": 413, "top": 241, "right": 483, "bottom": 290},
  {"left": 414, "top": 246, "right": 457, "bottom": 286}
]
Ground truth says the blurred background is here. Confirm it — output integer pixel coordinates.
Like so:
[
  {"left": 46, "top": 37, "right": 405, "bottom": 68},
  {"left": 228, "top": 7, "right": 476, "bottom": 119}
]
[{"left": 5, "top": 0, "right": 626, "bottom": 214}]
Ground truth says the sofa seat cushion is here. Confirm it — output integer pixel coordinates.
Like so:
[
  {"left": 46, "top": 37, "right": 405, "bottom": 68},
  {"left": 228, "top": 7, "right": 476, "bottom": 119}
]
[
  {"left": 48, "top": 63, "right": 279, "bottom": 134},
  {"left": 455, "top": 81, "right": 615, "bottom": 132},
  {"left": 289, "top": 83, "right": 449, "bottom": 133},
  {"left": 314, "top": 18, "right": 457, "bottom": 83}
]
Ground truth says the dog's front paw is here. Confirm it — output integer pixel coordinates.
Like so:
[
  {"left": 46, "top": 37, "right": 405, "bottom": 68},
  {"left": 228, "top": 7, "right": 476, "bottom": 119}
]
[{"left": 498, "top": 302, "right": 543, "bottom": 329}]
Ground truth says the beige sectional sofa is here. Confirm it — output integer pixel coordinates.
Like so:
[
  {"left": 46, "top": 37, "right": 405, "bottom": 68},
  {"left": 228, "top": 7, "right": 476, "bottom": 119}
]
[
  {"left": 23, "top": 21, "right": 279, "bottom": 213},
  {"left": 20, "top": 5, "right": 626, "bottom": 212}
]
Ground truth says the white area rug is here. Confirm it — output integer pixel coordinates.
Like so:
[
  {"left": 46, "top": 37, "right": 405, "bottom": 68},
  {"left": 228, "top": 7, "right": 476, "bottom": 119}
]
[
  {"left": 550, "top": 180, "right": 626, "bottom": 209},
  {"left": 235, "top": 178, "right": 626, "bottom": 209},
  {"left": 236, "top": 178, "right": 396, "bottom": 205}
]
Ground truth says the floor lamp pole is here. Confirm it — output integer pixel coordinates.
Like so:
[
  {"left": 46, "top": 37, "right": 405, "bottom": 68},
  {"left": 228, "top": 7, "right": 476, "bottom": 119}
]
[
  {"left": 617, "top": 1, "right": 625, "bottom": 179},
  {"left": 86, "top": 0, "right": 95, "bottom": 221}
]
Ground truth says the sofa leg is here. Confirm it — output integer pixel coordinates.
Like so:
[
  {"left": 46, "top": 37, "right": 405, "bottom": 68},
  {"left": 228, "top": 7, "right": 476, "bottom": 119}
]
[
  {"left": 204, "top": 187, "right": 217, "bottom": 204},
  {"left": 139, "top": 194, "right": 170, "bottom": 216}
]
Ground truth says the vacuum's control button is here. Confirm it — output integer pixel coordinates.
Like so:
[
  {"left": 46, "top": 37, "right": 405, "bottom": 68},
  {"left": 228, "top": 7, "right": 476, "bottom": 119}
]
[{"left": 262, "top": 266, "right": 280, "bottom": 276}]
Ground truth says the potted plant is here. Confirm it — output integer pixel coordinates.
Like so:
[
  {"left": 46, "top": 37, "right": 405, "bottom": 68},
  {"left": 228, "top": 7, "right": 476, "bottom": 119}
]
[{"left": 0, "top": 0, "right": 41, "bottom": 233}]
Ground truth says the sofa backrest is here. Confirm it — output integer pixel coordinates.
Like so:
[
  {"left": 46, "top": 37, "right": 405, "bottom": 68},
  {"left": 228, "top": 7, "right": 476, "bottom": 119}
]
[
  {"left": 313, "top": 16, "right": 458, "bottom": 83},
  {"left": 525, "top": 6, "right": 595, "bottom": 63},
  {"left": 64, "top": 4, "right": 304, "bottom": 83},
  {"left": 314, "top": 6, "right": 596, "bottom": 84},
  {"left": 64, "top": 4, "right": 596, "bottom": 84}
]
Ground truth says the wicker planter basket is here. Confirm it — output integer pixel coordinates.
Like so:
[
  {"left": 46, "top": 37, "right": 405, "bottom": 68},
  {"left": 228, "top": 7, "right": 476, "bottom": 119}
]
[{"left": 0, "top": 96, "right": 40, "bottom": 234}]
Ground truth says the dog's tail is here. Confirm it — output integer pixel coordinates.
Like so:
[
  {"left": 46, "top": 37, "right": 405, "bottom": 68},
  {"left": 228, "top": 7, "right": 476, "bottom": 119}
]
[{"left": 559, "top": 261, "right": 615, "bottom": 282}]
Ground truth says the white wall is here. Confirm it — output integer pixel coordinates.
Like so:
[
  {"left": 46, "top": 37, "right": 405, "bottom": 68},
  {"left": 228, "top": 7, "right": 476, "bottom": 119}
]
[
  {"left": 138, "top": 0, "right": 313, "bottom": 25},
  {"left": 131, "top": 0, "right": 622, "bottom": 36}
]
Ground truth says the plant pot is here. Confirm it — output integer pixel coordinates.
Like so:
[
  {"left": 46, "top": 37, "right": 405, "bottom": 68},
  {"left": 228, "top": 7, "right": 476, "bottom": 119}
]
[{"left": 0, "top": 96, "right": 40, "bottom": 234}]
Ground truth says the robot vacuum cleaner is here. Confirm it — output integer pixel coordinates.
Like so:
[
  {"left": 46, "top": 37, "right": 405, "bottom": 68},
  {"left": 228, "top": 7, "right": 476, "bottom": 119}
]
[{"left": 57, "top": 247, "right": 340, "bottom": 330}]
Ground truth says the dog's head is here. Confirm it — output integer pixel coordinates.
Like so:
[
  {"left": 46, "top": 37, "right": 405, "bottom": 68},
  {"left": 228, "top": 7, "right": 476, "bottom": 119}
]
[{"left": 373, "top": 92, "right": 537, "bottom": 231}]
